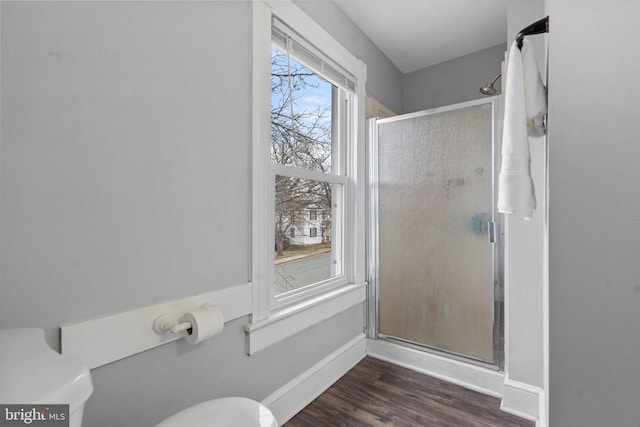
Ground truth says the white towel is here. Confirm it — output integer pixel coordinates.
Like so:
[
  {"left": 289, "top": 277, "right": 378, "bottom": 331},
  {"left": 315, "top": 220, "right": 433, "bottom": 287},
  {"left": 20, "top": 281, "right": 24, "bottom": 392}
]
[{"left": 498, "top": 39, "right": 547, "bottom": 220}]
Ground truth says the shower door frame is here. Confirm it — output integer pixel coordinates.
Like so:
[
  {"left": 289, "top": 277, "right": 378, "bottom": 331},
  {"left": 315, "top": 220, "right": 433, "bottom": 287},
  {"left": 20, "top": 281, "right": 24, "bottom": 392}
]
[{"left": 366, "top": 96, "right": 504, "bottom": 369}]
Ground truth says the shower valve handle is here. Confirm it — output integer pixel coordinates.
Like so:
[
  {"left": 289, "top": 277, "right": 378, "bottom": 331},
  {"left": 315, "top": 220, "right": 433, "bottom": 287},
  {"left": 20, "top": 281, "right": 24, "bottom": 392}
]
[{"left": 488, "top": 221, "right": 496, "bottom": 243}]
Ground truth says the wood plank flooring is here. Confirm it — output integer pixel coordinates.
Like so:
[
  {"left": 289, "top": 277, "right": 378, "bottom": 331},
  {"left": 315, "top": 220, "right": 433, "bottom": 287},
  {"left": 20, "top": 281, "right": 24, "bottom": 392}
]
[{"left": 285, "top": 357, "right": 534, "bottom": 427}]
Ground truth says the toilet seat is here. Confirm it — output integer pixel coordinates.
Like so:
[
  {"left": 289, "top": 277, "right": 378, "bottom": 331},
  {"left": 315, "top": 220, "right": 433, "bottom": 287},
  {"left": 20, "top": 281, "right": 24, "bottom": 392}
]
[{"left": 155, "top": 397, "right": 278, "bottom": 427}]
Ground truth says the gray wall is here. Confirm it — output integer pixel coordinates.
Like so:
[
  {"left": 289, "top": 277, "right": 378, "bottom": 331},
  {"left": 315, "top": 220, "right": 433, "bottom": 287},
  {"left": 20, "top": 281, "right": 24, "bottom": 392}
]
[
  {"left": 403, "top": 43, "right": 506, "bottom": 113},
  {"left": 294, "top": 0, "right": 404, "bottom": 114},
  {"left": 548, "top": 0, "right": 640, "bottom": 425},
  {"left": 0, "top": 2, "right": 369, "bottom": 425},
  {"left": 1, "top": 0, "right": 252, "bottom": 343}
]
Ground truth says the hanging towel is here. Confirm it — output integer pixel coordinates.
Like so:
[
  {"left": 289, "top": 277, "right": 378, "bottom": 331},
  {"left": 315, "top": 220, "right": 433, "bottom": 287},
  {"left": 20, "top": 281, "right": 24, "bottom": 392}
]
[{"left": 498, "top": 39, "right": 547, "bottom": 220}]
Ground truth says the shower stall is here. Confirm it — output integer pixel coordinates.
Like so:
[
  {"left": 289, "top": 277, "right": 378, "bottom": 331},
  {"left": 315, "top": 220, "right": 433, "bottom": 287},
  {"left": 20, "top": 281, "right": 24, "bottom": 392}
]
[{"left": 367, "top": 97, "right": 502, "bottom": 367}]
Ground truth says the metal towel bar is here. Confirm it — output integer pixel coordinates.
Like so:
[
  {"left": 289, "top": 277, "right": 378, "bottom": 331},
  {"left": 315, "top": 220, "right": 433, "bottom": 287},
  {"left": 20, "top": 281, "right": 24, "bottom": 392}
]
[{"left": 516, "top": 16, "right": 549, "bottom": 49}]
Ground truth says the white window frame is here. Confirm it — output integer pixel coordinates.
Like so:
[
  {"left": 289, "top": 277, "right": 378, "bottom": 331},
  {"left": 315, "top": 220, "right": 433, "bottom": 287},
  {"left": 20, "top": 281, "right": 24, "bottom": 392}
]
[{"left": 247, "top": 0, "right": 367, "bottom": 355}]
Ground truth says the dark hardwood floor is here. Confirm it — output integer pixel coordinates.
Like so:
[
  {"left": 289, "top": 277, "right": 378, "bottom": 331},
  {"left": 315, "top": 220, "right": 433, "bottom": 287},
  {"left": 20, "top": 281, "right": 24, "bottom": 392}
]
[{"left": 285, "top": 357, "right": 534, "bottom": 427}]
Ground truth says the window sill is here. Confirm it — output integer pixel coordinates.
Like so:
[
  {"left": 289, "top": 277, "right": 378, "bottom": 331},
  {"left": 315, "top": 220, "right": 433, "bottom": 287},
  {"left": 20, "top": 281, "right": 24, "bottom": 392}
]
[{"left": 244, "top": 282, "right": 367, "bottom": 355}]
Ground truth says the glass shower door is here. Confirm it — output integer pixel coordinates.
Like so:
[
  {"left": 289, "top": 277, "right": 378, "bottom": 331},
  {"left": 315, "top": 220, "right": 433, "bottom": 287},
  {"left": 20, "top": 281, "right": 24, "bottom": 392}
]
[{"left": 373, "top": 99, "right": 498, "bottom": 363}]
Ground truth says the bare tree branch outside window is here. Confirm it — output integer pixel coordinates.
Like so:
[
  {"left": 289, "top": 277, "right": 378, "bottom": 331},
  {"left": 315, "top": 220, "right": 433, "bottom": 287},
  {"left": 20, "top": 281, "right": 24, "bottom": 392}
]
[{"left": 271, "top": 47, "right": 333, "bottom": 258}]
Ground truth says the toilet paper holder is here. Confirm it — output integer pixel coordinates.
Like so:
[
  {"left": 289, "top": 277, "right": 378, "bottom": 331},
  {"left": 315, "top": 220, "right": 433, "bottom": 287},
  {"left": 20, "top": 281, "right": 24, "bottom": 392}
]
[
  {"left": 153, "top": 314, "right": 192, "bottom": 334},
  {"left": 153, "top": 303, "right": 214, "bottom": 335}
]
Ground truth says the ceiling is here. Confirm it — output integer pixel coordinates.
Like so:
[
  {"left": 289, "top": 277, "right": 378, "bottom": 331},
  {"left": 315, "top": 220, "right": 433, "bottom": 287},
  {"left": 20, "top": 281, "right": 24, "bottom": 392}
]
[{"left": 333, "top": 0, "right": 507, "bottom": 74}]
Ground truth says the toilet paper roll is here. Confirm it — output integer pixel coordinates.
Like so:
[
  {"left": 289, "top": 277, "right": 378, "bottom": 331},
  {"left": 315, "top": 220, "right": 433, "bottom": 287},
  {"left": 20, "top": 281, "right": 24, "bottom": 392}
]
[{"left": 179, "top": 304, "right": 224, "bottom": 345}]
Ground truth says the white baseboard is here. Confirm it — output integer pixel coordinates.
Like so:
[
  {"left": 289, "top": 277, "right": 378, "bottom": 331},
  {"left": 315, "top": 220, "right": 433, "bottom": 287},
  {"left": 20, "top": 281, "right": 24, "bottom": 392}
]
[
  {"left": 262, "top": 333, "right": 366, "bottom": 425},
  {"left": 366, "top": 338, "right": 505, "bottom": 397},
  {"left": 501, "top": 376, "right": 544, "bottom": 425}
]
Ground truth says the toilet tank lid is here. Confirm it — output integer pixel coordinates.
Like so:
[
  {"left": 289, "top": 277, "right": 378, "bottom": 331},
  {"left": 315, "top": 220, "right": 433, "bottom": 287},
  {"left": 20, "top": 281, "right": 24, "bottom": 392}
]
[{"left": 0, "top": 328, "right": 93, "bottom": 411}]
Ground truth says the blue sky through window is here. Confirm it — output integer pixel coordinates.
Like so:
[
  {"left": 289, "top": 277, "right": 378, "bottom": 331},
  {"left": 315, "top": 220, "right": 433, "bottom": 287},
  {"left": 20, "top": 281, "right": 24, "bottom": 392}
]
[{"left": 270, "top": 46, "right": 333, "bottom": 172}]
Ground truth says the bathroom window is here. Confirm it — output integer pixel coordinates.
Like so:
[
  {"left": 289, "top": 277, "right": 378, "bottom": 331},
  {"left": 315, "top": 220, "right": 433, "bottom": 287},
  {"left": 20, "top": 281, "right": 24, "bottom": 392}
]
[
  {"left": 268, "top": 14, "right": 358, "bottom": 305},
  {"left": 248, "top": 0, "right": 367, "bottom": 355}
]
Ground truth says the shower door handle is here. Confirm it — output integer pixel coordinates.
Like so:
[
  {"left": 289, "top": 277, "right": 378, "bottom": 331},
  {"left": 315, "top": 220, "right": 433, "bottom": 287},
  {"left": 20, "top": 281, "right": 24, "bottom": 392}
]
[{"left": 488, "top": 221, "right": 496, "bottom": 243}]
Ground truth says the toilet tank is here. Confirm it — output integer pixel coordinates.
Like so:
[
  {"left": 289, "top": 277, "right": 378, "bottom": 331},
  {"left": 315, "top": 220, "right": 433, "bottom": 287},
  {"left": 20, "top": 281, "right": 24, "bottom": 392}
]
[{"left": 0, "top": 329, "right": 93, "bottom": 427}]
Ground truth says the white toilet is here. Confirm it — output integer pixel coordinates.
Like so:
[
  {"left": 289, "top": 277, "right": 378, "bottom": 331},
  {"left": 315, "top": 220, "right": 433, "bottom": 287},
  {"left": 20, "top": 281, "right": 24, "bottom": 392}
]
[
  {"left": 155, "top": 397, "right": 278, "bottom": 427},
  {"left": 0, "top": 328, "right": 94, "bottom": 427},
  {"left": 1, "top": 329, "right": 278, "bottom": 427}
]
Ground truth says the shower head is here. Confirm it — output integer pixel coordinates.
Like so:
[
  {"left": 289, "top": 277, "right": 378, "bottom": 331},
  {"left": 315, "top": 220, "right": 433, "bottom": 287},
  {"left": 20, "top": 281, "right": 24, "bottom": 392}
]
[
  {"left": 479, "top": 85, "right": 497, "bottom": 95},
  {"left": 479, "top": 73, "right": 501, "bottom": 95}
]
